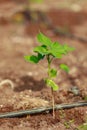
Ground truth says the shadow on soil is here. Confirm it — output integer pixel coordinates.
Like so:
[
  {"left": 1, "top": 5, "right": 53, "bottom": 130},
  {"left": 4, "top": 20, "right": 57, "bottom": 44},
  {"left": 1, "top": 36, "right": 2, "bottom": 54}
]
[{"left": 14, "top": 75, "right": 46, "bottom": 92}]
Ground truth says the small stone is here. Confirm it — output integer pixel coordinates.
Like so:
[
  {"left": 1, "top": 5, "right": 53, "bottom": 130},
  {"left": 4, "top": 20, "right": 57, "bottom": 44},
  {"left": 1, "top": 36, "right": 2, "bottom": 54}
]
[
  {"left": 71, "top": 4, "right": 82, "bottom": 12},
  {"left": 27, "top": 72, "right": 33, "bottom": 76},
  {"left": 68, "top": 86, "right": 80, "bottom": 96},
  {"left": 0, "top": 104, "right": 3, "bottom": 108}
]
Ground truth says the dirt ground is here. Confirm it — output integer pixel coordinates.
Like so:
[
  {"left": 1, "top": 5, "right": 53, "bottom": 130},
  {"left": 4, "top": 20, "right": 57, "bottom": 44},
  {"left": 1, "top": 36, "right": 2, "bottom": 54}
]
[{"left": 0, "top": 0, "right": 87, "bottom": 130}]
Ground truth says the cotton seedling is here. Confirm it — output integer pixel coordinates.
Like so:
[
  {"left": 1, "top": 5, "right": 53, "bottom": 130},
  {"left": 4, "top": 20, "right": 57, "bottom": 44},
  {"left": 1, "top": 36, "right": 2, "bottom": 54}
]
[{"left": 24, "top": 32, "right": 75, "bottom": 118}]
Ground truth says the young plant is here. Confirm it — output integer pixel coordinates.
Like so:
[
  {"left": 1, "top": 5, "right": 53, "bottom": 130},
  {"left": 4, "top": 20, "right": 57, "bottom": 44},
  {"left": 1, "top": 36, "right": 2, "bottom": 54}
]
[{"left": 24, "top": 32, "right": 75, "bottom": 118}]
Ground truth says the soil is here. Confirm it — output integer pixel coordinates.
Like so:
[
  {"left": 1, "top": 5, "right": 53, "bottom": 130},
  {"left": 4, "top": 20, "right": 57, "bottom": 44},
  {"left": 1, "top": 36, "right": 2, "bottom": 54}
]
[{"left": 0, "top": 0, "right": 87, "bottom": 130}]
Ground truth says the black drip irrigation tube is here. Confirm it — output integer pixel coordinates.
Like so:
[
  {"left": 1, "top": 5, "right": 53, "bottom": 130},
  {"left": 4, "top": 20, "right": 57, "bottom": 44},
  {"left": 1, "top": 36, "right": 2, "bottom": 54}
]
[{"left": 0, "top": 101, "right": 87, "bottom": 118}]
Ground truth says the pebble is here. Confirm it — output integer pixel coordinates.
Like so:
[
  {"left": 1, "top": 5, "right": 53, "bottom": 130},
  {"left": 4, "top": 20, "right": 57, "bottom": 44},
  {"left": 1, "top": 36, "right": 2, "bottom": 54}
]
[
  {"left": 0, "top": 104, "right": 3, "bottom": 108},
  {"left": 68, "top": 86, "right": 80, "bottom": 96},
  {"left": 71, "top": 4, "right": 82, "bottom": 12}
]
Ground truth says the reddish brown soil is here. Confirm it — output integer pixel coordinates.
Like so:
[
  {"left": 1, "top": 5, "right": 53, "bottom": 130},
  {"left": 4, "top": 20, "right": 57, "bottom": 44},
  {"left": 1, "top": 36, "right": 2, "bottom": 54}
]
[{"left": 0, "top": 0, "right": 87, "bottom": 130}]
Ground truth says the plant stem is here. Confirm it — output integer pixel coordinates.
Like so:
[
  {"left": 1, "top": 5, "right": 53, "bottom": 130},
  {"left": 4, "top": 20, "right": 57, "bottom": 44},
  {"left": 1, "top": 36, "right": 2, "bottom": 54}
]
[
  {"left": 51, "top": 88, "right": 55, "bottom": 119},
  {"left": 47, "top": 55, "right": 55, "bottom": 119},
  {"left": 47, "top": 55, "right": 51, "bottom": 77}
]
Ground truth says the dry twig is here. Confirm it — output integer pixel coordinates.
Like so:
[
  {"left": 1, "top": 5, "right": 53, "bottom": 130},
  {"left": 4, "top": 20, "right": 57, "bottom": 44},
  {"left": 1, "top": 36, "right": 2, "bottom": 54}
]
[{"left": 0, "top": 79, "right": 14, "bottom": 89}]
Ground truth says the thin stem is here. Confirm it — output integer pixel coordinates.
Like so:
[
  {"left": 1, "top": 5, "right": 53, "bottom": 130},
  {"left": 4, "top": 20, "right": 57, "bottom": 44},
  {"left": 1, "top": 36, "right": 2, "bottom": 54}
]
[
  {"left": 47, "top": 55, "right": 51, "bottom": 77},
  {"left": 50, "top": 56, "right": 54, "bottom": 63},
  {"left": 47, "top": 55, "right": 55, "bottom": 119},
  {"left": 51, "top": 88, "right": 55, "bottom": 119}
]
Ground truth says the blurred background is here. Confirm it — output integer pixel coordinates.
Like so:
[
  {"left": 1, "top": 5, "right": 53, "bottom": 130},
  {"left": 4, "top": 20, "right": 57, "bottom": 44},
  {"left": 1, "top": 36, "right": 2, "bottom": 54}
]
[
  {"left": 0, "top": 0, "right": 87, "bottom": 106},
  {"left": 0, "top": 1, "right": 87, "bottom": 129}
]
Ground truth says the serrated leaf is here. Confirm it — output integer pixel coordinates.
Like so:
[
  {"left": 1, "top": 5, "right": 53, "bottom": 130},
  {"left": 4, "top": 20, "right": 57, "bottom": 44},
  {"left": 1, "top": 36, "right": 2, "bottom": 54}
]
[
  {"left": 60, "top": 64, "right": 69, "bottom": 73},
  {"left": 49, "top": 68, "right": 57, "bottom": 78},
  {"left": 37, "top": 32, "right": 52, "bottom": 47},
  {"left": 51, "top": 51, "right": 62, "bottom": 58},
  {"left": 45, "top": 79, "right": 59, "bottom": 91},
  {"left": 24, "top": 55, "right": 39, "bottom": 63},
  {"left": 51, "top": 42, "right": 75, "bottom": 56},
  {"left": 34, "top": 45, "right": 48, "bottom": 55},
  {"left": 51, "top": 42, "right": 60, "bottom": 48},
  {"left": 50, "top": 42, "right": 67, "bottom": 57},
  {"left": 51, "top": 42, "right": 62, "bottom": 49}
]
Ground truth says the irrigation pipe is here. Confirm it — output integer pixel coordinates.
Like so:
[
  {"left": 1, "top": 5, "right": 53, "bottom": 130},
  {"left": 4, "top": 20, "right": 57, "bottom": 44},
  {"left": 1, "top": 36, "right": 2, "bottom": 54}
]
[{"left": 0, "top": 101, "right": 87, "bottom": 118}]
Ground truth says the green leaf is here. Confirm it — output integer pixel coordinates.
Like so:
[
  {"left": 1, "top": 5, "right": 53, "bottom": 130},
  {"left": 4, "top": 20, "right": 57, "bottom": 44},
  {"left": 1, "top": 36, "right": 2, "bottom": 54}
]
[
  {"left": 45, "top": 79, "right": 59, "bottom": 91},
  {"left": 37, "top": 53, "right": 45, "bottom": 60},
  {"left": 51, "top": 42, "right": 60, "bottom": 48},
  {"left": 51, "top": 42, "right": 63, "bottom": 50},
  {"left": 24, "top": 55, "right": 39, "bottom": 63},
  {"left": 36, "top": 34, "right": 75, "bottom": 59},
  {"left": 49, "top": 68, "right": 57, "bottom": 78},
  {"left": 50, "top": 42, "right": 75, "bottom": 56},
  {"left": 60, "top": 64, "right": 69, "bottom": 73},
  {"left": 50, "top": 50, "right": 62, "bottom": 58},
  {"left": 50, "top": 42, "right": 67, "bottom": 58},
  {"left": 37, "top": 32, "right": 52, "bottom": 47},
  {"left": 34, "top": 45, "right": 48, "bottom": 55},
  {"left": 63, "top": 44, "right": 75, "bottom": 53}
]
